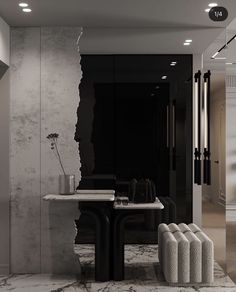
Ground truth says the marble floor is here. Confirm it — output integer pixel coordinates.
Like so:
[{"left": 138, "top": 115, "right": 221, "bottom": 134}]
[{"left": 0, "top": 245, "right": 236, "bottom": 292}]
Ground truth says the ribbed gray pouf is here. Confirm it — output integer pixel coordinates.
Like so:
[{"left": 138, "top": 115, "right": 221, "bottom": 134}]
[{"left": 158, "top": 223, "right": 214, "bottom": 285}]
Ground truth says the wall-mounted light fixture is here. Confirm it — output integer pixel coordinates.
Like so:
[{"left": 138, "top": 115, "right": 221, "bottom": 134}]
[
  {"left": 172, "top": 100, "right": 176, "bottom": 171},
  {"left": 193, "top": 70, "right": 211, "bottom": 185},
  {"left": 203, "top": 71, "right": 211, "bottom": 185},
  {"left": 194, "top": 71, "right": 201, "bottom": 185}
]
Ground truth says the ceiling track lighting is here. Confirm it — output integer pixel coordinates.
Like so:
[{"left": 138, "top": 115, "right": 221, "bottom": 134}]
[
  {"left": 211, "top": 33, "right": 236, "bottom": 59},
  {"left": 212, "top": 52, "right": 219, "bottom": 58}
]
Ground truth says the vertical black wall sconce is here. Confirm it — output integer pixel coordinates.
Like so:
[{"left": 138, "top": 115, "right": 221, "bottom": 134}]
[
  {"left": 166, "top": 104, "right": 169, "bottom": 149},
  {"left": 203, "top": 70, "right": 211, "bottom": 185},
  {"left": 172, "top": 100, "right": 176, "bottom": 171},
  {"left": 194, "top": 71, "right": 201, "bottom": 185}
]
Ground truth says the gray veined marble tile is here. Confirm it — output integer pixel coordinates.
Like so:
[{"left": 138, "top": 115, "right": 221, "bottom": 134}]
[
  {"left": 125, "top": 244, "right": 159, "bottom": 264},
  {"left": 0, "top": 274, "right": 86, "bottom": 292},
  {"left": 1, "top": 245, "right": 236, "bottom": 292},
  {"left": 75, "top": 244, "right": 236, "bottom": 291},
  {"left": 199, "top": 288, "right": 236, "bottom": 292}
]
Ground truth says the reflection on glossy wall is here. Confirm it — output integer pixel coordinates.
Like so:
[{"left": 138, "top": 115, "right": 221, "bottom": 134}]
[{"left": 75, "top": 54, "right": 193, "bottom": 244}]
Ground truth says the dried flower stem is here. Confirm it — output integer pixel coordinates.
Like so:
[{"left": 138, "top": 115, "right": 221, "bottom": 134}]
[
  {"left": 47, "top": 133, "right": 66, "bottom": 175},
  {"left": 54, "top": 140, "right": 66, "bottom": 176}
]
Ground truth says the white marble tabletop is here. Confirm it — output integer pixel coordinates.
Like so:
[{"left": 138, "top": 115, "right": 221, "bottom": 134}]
[
  {"left": 43, "top": 191, "right": 115, "bottom": 202},
  {"left": 76, "top": 189, "right": 115, "bottom": 194},
  {"left": 113, "top": 198, "right": 164, "bottom": 209}
]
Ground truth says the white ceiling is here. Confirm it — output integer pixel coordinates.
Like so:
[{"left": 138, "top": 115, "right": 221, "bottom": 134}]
[
  {"left": 0, "top": 0, "right": 236, "bottom": 28},
  {"left": 1, "top": 0, "right": 236, "bottom": 55},
  {"left": 80, "top": 27, "right": 224, "bottom": 54}
]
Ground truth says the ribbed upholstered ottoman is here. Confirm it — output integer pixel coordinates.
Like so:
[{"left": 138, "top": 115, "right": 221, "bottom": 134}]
[{"left": 158, "top": 223, "right": 214, "bottom": 285}]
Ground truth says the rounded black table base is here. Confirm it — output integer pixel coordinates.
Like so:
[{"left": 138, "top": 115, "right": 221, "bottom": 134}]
[
  {"left": 79, "top": 203, "right": 111, "bottom": 282},
  {"left": 113, "top": 210, "right": 143, "bottom": 281}
]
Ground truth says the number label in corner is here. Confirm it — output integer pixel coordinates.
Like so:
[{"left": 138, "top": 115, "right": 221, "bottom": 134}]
[{"left": 209, "top": 7, "right": 228, "bottom": 22}]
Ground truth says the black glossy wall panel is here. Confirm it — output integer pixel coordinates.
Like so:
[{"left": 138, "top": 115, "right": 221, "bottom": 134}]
[{"left": 75, "top": 55, "right": 192, "bottom": 243}]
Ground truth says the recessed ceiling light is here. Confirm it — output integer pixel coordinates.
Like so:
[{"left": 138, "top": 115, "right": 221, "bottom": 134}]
[
  {"left": 19, "top": 2, "right": 28, "bottom": 7},
  {"left": 22, "top": 7, "right": 32, "bottom": 12},
  {"left": 161, "top": 75, "right": 167, "bottom": 80},
  {"left": 205, "top": 8, "right": 211, "bottom": 12},
  {"left": 184, "top": 42, "right": 190, "bottom": 46},
  {"left": 171, "top": 61, "right": 177, "bottom": 64},
  {"left": 226, "top": 62, "right": 233, "bottom": 65},
  {"left": 215, "top": 57, "right": 226, "bottom": 60},
  {"left": 185, "top": 39, "right": 192, "bottom": 43},
  {"left": 155, "top": 85, "right": 159, "bottom": 89},
  {"left": 208, "top": 3, "right": 218, "bottom": 7}
]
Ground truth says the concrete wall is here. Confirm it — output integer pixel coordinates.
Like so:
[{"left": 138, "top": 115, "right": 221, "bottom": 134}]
[
  {"left": 0, "top": 17, "right": 10, "bottom": 66},
  {"left": 0, "top": 16, "right": 10, "bottom": 275},
  {"left": 10, "top": 27, "right": 82, "bottom": 273},
  {"left": 0, "top": 69, "right": 10, "bottom": 274}
]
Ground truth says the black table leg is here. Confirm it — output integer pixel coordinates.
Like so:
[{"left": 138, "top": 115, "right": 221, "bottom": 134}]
[
  {"left": 113, "top": 211, "right": 142, "bottom": 281},
  {"left": 79, "top": 205, "right": 111, "bottom": 282}
]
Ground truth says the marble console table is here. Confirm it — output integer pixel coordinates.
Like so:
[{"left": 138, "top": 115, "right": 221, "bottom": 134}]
[
  {"left": 44, "top": 193, "right": 115, "bottom": 202},
  {"left": 43, "top": 193, "right": 164, "bottom": 282},
  {"left": 113, "top": 198, "right": 164, "bottom": 281},
  {"left": 43, "top": 191, "right": 115, "bottom": 279},
  {"left": 114, "top": 198, "right": 164, "bottom": 210}
]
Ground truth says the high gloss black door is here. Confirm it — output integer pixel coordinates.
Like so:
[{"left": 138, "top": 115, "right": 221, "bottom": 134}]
[
  {"left": 114, "top": 56, "right": 170, "bottom": 195},
  {"left": 75, "top": 54, "right": 193, "bottom": 244}
]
